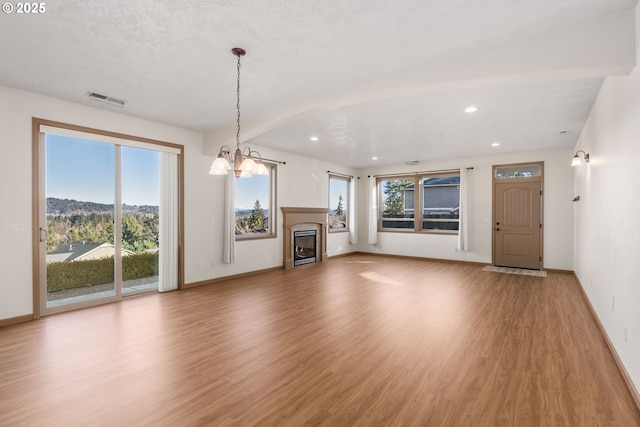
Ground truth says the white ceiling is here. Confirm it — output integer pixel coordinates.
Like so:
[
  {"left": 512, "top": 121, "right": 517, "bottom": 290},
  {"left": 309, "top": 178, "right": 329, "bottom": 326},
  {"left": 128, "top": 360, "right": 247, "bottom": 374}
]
[{"left": 0, "top": 0, "right": 637, "bottom": 168}]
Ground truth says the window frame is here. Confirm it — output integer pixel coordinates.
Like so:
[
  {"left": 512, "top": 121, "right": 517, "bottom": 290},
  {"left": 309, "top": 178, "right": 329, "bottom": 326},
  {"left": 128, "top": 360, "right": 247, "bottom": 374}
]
[
  {"left": 419, "top": 172, "right": 460, "bottom": 234},
  {"left": 32, "top": 118, "right": 184, "bottom": 318},
  {"left": 377, "top": 175, "right": 417, "bottom": 232},
  {"left": 328, "top": 174, "right": 351, "bottom": 233},
  {"left": 234, "top": 162, "right": 277, "bottom": 241},
  {"left": 377, "top": 172, "right": 460, "bottom": 235}
]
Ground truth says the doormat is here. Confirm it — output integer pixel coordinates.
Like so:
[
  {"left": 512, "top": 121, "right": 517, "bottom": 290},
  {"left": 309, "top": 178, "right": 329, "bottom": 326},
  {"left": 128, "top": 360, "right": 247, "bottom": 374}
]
[{"left": 482, "top": 265, "right": 547, "bottom": 277}]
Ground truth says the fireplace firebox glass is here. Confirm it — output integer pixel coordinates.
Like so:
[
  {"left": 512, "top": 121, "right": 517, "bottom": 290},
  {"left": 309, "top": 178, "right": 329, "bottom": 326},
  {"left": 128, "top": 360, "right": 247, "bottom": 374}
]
[{"left": 293, "top": 230, "right": 316, "bottom": 266}]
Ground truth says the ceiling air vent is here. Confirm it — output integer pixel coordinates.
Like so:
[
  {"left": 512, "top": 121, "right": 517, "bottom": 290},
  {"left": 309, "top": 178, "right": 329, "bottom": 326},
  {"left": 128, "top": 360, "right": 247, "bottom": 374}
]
[{"left": 87, "top": 92, "right": 125, "bottom": 107}]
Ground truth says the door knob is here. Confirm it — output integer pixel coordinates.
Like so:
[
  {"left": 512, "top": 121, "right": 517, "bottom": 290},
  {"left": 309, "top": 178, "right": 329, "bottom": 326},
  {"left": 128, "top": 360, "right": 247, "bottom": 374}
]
[{"left": 496, "top": 228, "right": 500, "bottom": 231}]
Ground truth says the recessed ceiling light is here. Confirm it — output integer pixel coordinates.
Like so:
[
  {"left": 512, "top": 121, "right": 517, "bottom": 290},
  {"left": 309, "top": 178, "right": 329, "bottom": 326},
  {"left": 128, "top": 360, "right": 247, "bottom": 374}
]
[
  {"left": 491, "top": 142, "right": 500, "bottom": 147},
  {"left": 465, "top": 106, "right": 478, "bottom": 113},
  {"left": 371, "top": 157, "right": 378, "bottom": 160},
  {"left": 310, "top": 136, "right": 319, "bottom": 142}
]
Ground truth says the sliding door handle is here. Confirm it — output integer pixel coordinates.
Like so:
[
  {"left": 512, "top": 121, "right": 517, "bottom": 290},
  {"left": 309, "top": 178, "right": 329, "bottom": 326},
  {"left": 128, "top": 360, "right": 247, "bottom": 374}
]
[{"left": 39, "top": 227, "right": 48, "bottom": 243}]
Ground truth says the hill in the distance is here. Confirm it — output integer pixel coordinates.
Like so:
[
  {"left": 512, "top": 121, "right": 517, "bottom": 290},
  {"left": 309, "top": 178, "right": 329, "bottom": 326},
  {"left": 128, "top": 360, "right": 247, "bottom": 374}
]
[{"left": 47, "top": 198, "right": 158, "bottom": 215}]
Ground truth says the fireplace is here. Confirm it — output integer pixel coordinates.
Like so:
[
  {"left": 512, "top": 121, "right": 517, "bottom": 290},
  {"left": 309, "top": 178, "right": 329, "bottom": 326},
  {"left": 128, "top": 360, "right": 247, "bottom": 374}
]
[
  {"left": 281, "top": 207, "right": 329, "bottom": 269},
  {"left": 294, "top": 230, "right": 317, "bottom": 266}
]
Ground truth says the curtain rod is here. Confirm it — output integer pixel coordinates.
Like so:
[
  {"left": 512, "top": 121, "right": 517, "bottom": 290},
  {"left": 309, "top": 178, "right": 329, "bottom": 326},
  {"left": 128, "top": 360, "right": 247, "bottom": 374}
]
[
  {"left": 262, "top": 157, "right": 286, "bottom": 165},
  {"left": 368, "top": 167, "right": 473, "bottom": 178},
  {"left": 327, "top": 170, "right": 358, "bottom": 179}
]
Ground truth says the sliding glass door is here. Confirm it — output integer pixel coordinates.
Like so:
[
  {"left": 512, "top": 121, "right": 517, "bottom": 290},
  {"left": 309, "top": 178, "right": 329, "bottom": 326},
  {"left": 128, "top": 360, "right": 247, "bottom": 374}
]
[
  {"left": 36, "top": 122, "right": 180, "bottom": 315},
  {"left": 121, "top": 146, "right": 160, "bottom": 295}
]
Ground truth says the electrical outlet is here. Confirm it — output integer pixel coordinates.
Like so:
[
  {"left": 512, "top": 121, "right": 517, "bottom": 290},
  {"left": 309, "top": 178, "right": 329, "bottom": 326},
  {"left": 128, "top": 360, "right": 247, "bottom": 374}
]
[
  {"left": 194, "top": 263, "right": 201, "bottom": 271},
  {"left": 210, "top": 261, "right": 215, "bottom": 268}
]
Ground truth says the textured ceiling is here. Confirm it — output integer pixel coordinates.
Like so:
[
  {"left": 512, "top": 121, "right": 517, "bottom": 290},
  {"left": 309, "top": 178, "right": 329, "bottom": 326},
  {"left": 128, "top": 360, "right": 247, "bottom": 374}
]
[{"left": 0, "top": 0, "right": 637, "bottom": 167}]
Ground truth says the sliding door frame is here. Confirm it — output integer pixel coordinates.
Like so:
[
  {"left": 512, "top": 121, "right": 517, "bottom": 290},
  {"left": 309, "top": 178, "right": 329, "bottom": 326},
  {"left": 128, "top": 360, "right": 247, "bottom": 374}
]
[{"left": 31, "top": 117, "right": 185, "bottom": 319}]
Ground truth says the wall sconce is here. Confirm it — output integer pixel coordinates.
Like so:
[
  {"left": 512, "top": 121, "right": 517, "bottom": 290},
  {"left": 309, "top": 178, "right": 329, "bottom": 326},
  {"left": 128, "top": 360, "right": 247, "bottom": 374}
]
[{"left": 571, "top": 150, "right": 589, "bottom": 166}]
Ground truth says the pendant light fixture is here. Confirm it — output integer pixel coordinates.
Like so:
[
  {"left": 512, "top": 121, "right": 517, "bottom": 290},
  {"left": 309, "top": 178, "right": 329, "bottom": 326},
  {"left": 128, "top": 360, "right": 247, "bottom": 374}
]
[{"left": 209, "top": 48, "right": 269, "bottom": 178}]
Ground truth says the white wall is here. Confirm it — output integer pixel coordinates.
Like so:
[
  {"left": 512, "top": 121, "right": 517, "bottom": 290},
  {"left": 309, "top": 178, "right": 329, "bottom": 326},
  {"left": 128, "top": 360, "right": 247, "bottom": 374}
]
[
  {"left": 0, "top": 85, "right": 358, "bottom": 320},
  {"left": 573, "top": 4, "right": 640, "bottom": 394},
  {"left": 357, "top": 149, "right": 575, "bottom": 270}
]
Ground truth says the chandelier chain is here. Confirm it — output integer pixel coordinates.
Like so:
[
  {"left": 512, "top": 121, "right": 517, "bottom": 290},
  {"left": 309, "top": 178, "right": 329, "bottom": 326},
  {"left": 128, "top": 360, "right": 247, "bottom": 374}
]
[
  {"left": 236, "top": 52, "right": 241, "bottom": 148},
  {"left": 209, "top": 47, "right": 281, "bottom": 178}
]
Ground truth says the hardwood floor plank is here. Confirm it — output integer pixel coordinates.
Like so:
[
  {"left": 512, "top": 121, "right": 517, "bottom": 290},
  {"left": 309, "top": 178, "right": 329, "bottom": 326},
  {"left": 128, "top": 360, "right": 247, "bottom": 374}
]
[{"left": 0, "top": 254, "right": 638, "bottom": 426}]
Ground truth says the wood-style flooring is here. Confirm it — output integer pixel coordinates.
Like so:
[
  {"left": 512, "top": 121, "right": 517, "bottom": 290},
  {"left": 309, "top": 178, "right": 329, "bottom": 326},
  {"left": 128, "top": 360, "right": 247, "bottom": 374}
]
[{"left": 1, "top": 254, "right": 639, "bottom": 426}]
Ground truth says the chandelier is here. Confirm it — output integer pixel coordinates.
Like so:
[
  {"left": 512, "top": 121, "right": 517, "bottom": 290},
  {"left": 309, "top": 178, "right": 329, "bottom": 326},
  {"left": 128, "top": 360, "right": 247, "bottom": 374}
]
[{"left": 209, "top": 47, "right": 269, "bottom": 178}]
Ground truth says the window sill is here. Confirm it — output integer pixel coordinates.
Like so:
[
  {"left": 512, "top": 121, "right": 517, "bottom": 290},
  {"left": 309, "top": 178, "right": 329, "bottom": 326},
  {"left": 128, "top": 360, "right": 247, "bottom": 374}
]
[
  {"left": 236, "top": 233, "right": 277, "bottom": 241},
  {"left": 329, "top": 228, "right": 350, "bottom": 234},
  {"left": 377, "top": 229, "right": 458, "bottom": 235}
]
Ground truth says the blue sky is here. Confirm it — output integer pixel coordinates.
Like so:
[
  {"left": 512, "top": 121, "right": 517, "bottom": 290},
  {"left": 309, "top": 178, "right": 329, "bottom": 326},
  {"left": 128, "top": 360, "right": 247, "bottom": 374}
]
[
  {"left": 235, "top": 174, "right": 269, "bottom": 210},
  {"left": 46, "top": 134, "right": 159, "bottom": 206}
]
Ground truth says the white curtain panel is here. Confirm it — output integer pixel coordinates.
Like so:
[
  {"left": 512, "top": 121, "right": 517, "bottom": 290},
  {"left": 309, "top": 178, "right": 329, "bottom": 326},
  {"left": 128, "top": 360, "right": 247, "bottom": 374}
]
[
  {"left": 348, "top": 177, "right": 358, "bottom": 244},
  {"left": 159, "top": 152, "right": 179, "bottom": 292},
  {"left": 223, "top": 172, "right": 236, "bottom": 264},
  {"left": 368, "top": 176, "right": 378, "bottom": 245},
  {"left": 457, "top": 168, "right": 469, "bottom": 252}
]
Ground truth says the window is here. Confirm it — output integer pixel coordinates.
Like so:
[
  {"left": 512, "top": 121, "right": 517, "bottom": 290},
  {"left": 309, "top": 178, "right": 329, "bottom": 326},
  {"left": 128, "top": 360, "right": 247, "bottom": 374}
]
[
  {"left": 329, "top": 174, "right": 350, "bottom": 232},
  {"left": 234, "top": 163, "right": 276, "bottom": 239},
  {"left": 380, "top": 177, "right": 415, "bottom": 230},
  {"left": 495, "top": 163, "right": 541, "bottom": 179},
  {"left": 421, "top": 174, "right": 460, "bottom": 232},
  {"left": 378, "top": 172, "right": 460, "bottom": 233}
]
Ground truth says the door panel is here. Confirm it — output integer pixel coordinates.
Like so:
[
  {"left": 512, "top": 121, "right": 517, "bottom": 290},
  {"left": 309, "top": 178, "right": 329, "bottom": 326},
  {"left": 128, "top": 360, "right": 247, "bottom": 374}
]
[
  {"left": 43, "top": 135, "right": 118, "bottom": 313},
  {"left": 494, "top": 181, "right": 541, "bottom": 269},
  {"left": 121, "top": 146, "right": 160, "bottom": 295}
]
